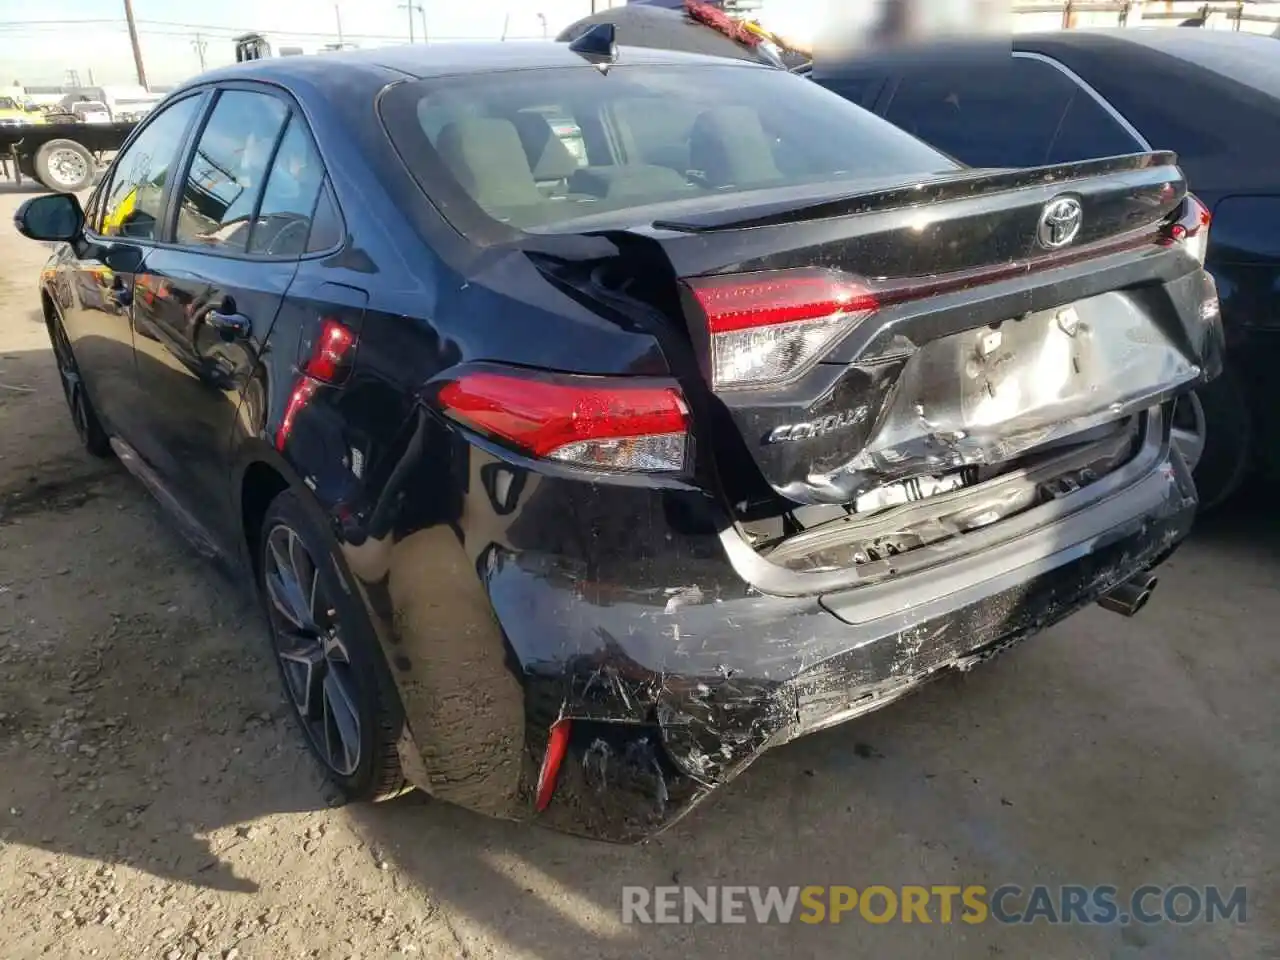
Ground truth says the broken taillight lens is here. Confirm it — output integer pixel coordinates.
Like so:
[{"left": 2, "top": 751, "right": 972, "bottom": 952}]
[
  {"left": 1164, "top": 194, "right": 1212, "bottom": 265},
  {"left": 684, "top": 268, "right": 879, "bottom": 390},
  {"left": 437, "top": 369, "right": 691, "bottom": 473}
]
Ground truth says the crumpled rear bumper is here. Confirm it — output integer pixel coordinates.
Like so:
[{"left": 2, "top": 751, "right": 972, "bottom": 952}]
[{"left": 524, "top": 415, "right": 1196, "bottom": 843}]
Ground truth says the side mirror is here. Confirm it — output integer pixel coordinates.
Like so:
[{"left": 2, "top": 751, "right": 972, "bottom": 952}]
[{"left": 13, "top": 193, "right": 84, "bottom": 242}]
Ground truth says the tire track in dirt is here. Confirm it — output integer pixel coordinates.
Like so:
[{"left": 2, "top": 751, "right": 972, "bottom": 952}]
[{"left": 0, "top": 462, "right": 120, "bottom": 524}]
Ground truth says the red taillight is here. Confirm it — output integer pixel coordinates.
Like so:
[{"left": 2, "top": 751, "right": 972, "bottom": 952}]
[
  {"left": 437, "top": 369, "right": 690, "bottom": 473},
  {"left": 690, "top": 269, "right": 878, "bottom": 333},
  {"left": 304, "top": 319, "right": 357, "bottom": 384},
  {"left": 684, "top": 268, "right": 878, "bottom": 389},
  {"left": 275, "top": 319, "right": 358, "bottom": 451},
  {"left": 1163, "top": 194, "right": 1212, "bottom": 264},
  {"left": 535, "top": 718, "right": 572, "bottom": 813}
]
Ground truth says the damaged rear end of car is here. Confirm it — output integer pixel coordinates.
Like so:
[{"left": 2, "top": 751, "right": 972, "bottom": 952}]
[
  {"left": 533, "top": 151, "right": 1220, "bottom": 594},
  {"left": 375, "top": 56, "right": 1221, "bottom": 841}
]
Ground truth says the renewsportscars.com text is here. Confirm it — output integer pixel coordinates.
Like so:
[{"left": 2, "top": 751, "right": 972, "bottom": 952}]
[{"left": 621, "top": 885, "right": 1247, "bottom": 926}]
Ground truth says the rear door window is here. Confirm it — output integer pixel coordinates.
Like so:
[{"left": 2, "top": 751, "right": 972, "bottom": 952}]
[
  {"left": 173, "top": 89, "right": 289, "bottom": 252},
  {"left": 305, "top": 181, "right": 343, "bottom": 254},
  {"left": 883, "top": 56, "right": 1142, "bottom": 168},
  {"left": 247, "top": 114, "right": 328, "bottom": 257}
]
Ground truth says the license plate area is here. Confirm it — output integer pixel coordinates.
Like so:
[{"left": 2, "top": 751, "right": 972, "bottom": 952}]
[{"left": 811, "top": 291, "right": 1199, "bottom": 497}]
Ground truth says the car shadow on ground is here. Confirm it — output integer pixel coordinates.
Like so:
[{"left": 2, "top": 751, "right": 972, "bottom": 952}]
[
  {"left": 1, "top": 345, "right": 334, "bottom": 899},
  {"left": 1, "top": 339, "right": 1276, "bottom": 957},
  {"left": 1186, "top": 478, "right": 1280, "bottom": 559}
]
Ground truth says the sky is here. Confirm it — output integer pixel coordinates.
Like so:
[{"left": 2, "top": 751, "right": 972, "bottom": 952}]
[
  {"left": 0, "top": 0, "right": 636, "bottom": 86},
  {"left": 0, "top": 1, "right": 1007, "bottom": 89}
]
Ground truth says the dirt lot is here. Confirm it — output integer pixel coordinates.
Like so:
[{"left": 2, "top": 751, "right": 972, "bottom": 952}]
[{"left": 0, "top": 181, "right": 1277, "bottom": 960}]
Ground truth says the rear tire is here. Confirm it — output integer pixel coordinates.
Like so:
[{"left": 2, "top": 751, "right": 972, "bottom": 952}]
[
  {"left": 34, "top": 139, "right": 95, "bottom": 193},
  {"left": 257, "top": 489, "right": 407, "bottom": 802},
  {"left": 1182, "top": 370, "right": 1251, "bottom": 511}
]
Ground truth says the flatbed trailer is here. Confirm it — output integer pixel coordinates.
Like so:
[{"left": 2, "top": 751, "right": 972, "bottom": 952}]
[{"left": 0, "top": 120, "right": 137, "bottom": 192}]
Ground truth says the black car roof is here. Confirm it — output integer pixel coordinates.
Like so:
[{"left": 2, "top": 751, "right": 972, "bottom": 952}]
[
  {"left": 189, "top": 40, "right": 766, "bottom": 88},
  {"left": 1025, "top": 28, "right": 1280, "bottom": 98},
  {"left": 817, "top": 28, "right": 1280, "bottom": 92}
]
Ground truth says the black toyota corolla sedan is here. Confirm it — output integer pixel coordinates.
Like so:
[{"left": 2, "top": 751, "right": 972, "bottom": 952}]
[{"left": 15, "top": 37, "right": 1221, "bottom": 841}]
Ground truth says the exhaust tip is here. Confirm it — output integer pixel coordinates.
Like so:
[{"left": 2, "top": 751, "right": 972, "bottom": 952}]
[{"left": 1097, "top": 575, "right": 1158, "bottom": 618}]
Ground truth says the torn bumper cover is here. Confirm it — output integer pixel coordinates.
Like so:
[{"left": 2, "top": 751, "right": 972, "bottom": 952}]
[{"left": 497, "top": 410, "right": 1196, "bottom": 843}]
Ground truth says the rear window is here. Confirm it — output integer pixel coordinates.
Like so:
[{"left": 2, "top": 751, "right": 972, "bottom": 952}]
[{"left": 379, "top": 64, "right": 955, "bottom": 241}]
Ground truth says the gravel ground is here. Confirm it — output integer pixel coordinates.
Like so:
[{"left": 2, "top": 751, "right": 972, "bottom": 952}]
[{"left": 0, "top": 182, "right": 1276, "bottom": 959}]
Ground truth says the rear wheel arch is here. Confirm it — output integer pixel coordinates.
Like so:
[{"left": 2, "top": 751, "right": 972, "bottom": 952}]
[{"left": 239, "top": 459, "right": 290, "bottom": 578}]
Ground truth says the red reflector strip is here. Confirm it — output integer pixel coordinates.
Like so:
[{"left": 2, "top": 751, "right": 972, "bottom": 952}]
[
  {"left": 437, "top": 371, "right": 689, "bottom": 459},
  {"left": 275, "top": 378, "right": 318, "bottom": 451},
  {"left": 535, "top": 718, "right": 572, "bottom": 813},
  {"left": 686, "top": 268, "right": 879, "bottom": 333}
]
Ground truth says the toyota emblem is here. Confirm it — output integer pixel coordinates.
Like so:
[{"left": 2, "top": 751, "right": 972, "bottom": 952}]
[{"left": 1037, "top": 196, "right": 1083, "bottom": 250}]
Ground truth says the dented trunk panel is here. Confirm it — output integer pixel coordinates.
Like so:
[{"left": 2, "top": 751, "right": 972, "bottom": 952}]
[
  {"left": 790, "top": 293, "right": 1200, "bottom": 502},
  {"left": 534, "top": 153, "right": 1219, "bottom": 506},
  {"left": 712, "top": 247, "right": 1219, "bottom": 505}
]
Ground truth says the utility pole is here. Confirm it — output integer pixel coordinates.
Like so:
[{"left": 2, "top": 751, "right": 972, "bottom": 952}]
[
  {"left": 398, "top": 2, "right": 425, "bottom": 43},
  {"left": 335, "top": 3, "right": 345, "bottom": 45},
  {"left": 192, "top": 32, "right": 208, "bottom": 71},
  {"left": 123, "top": 0, "right": 148, "bottom": 89}
]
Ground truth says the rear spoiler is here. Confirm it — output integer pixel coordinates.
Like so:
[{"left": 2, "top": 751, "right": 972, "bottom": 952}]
[{"left": 652, "top": 151, "right": 1180, "bottom": 233}]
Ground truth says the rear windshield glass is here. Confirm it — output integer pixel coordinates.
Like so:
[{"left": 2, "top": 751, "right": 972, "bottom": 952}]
[{"left": 379, "top": 63, "right": 956, "bottom": 240}]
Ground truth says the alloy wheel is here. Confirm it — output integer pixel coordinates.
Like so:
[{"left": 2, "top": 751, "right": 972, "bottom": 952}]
[
  {"left": 50, "top": 317, "right": 92, "bottom": 444},
  {"left": 1171, "top": 391, "right": 1207, "bottom": 473},
  {"left": 263, "top": 523, "right": 363, "bottom": 777}
]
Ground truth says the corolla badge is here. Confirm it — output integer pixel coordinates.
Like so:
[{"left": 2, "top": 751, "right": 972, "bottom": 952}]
[
  {"left": 1036, "top": 196, "right": 1083, "bottom": 250},
  {"left": 766, "top": 407, "right": 869, "bottom": 444}
]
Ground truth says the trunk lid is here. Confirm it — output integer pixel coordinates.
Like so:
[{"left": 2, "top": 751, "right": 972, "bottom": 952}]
[{"left": 559, "top": 153, "right": 1216, "bottom": 505}]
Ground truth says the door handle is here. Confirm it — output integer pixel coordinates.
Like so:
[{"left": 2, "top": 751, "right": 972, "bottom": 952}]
[{"left": 208, "top": 308, "right": 251, "bottom": 342}]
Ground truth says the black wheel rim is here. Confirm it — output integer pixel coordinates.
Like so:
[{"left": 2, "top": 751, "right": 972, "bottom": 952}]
[
  {"left": 50, "top": 317, "right": 90, "bottom": 444},
  {"left": 263, "top": 523, "right": 362, "bottom": 777}
]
